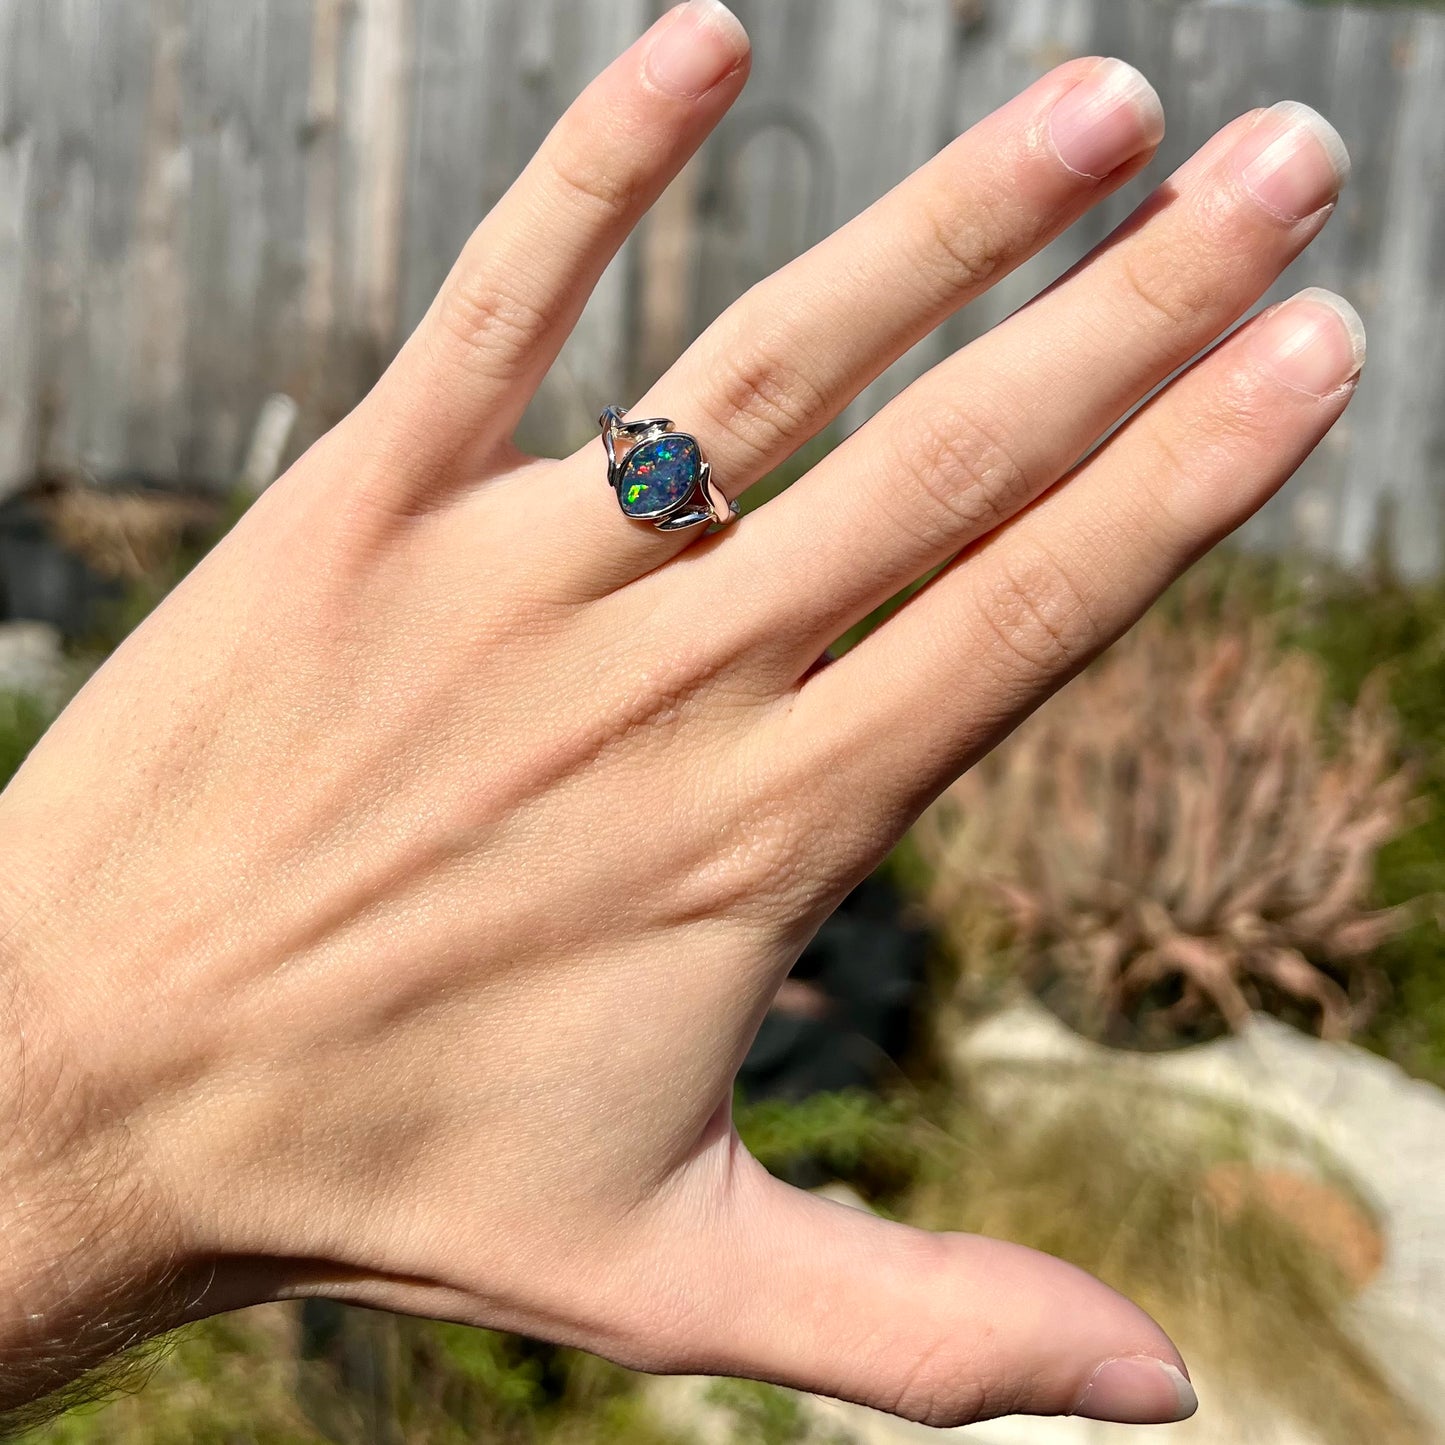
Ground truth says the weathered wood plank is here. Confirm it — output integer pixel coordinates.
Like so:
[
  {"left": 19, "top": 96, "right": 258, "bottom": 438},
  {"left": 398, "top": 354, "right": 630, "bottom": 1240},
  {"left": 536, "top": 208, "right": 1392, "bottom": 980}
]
[
  {"left": 0, "top": 0, "right": 1440, "bottom": 573},
  {"left": 0, "top": 0, "right": 38, "bottom": 486},
  {"left": 126, "top": 0, "right": 190, "bottom": 477}
]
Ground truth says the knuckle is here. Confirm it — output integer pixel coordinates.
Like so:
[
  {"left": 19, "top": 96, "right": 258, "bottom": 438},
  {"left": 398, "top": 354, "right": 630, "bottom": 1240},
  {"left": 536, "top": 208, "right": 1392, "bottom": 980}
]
[
  {"left": 433, "top": 271, "right": 552, "bottom": 378},
  {"left": 700, "top": 325, "right": 832, "bottom": 473},
  {"left": 1131, "top": 368, "right": 1282, "bottom": 536},
  {"left": 543, "top": 131, "right": 648, "bottom": 219},
  {"left": 884, "top": 1350, "right": 954, "bottom": 1425},
  {"left": 1108, "top": 179, "right": 1286, "bottom": 344},
  {"left": 1134, "top": 418, "right": 1214, "bottom": 533},
  {"left": 1213, "top": 362, "right": 1291, "bottom": 437},
  {"left": 913, "top": 184, "right": 1012, "bottom": 299},
  {"left": 972, "top": 544, "right": 1100, "bottom": 684},
  {"left": 889, "top": 1373, "right": 992, "bottom": 1430},
  {"left": 871, "top": 1238, "right": 1018, "bottom": 1428},
  {"left": 1112, "top": 242, "right": 1217, "bottom": 334},
  {"left": 887, "top": 401, "right": 1031, "bottom": 550}
]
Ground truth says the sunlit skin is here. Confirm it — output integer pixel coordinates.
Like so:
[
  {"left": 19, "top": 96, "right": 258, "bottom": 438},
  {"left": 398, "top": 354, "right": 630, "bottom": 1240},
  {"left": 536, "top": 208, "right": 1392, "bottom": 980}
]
[{"left": 0, "top": 0, "right": 1362, "bottom": 1429}]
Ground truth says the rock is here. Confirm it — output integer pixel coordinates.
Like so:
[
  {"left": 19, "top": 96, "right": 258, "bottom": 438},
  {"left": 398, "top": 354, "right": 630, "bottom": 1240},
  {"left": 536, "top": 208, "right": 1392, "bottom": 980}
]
[
  {"left": 1202, "top": 1161, "right": 1384, "bottom": 1290},
  {"left": 0, "top": 621, "right": 72, "bottom": 706}
]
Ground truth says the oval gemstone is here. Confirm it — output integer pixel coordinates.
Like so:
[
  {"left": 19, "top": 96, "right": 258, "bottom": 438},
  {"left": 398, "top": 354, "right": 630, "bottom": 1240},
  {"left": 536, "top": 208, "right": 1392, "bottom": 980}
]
[{"left": 616, "top": 433, "right": 701, "bottom": 518}]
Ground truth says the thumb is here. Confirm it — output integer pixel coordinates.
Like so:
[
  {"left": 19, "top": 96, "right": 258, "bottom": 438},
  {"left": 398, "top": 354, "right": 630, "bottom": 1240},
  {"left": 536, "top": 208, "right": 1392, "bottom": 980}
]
[{"left": 668, "top": 1161, "right": 1198, "bottom": 1429}]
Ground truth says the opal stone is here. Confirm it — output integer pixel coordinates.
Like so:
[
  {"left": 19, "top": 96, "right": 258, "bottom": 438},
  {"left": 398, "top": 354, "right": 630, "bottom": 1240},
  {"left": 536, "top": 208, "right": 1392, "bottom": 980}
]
[{"left": 616, "top": 433, "right": 701, "bottom": 518}]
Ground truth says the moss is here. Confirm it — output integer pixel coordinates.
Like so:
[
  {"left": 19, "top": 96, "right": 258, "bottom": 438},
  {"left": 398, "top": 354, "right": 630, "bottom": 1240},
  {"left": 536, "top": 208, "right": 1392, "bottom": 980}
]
[{"left": 734, "top": 1087, "right": 922, "bottom": 1199}]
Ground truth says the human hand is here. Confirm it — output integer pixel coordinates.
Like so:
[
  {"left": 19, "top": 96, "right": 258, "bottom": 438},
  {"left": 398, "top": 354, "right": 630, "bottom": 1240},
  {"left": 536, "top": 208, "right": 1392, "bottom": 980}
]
[{"left": 0, "top": 0, "right": 1361, "bottom": 1429}]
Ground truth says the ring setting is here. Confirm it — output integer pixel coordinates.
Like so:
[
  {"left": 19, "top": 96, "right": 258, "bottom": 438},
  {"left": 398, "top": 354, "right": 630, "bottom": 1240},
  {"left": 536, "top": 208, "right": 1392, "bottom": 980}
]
[{"left": 599, "top": 404, "right": 737, "bottom": 533}]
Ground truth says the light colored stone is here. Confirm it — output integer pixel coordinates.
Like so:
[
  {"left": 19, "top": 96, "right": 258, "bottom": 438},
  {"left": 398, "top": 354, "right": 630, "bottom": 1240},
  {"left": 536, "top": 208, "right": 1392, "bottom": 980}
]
[{"left": 0, "top": 622, "right": 71, "bottom": 706}]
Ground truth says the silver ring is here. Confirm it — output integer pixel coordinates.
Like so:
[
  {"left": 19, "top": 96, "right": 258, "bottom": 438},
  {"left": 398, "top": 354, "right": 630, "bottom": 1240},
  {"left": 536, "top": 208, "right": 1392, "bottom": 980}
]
[{"left": 599, "top": 404, "right": 738, "bottom": 533}]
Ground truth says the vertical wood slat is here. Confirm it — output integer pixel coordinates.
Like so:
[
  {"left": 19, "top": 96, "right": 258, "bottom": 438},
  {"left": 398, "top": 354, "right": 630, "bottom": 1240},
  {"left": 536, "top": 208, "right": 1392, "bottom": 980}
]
[
  {"left": 31, "top": 2, "right": 101, "bottom": 474},
  {"left": 1348, "top": 12, "right": 1445, "bottom": 574},
  {"left": 345, "top": 0, "right": 412, "bottom": 351},
  {"left": 128, "top": 0, "right": 190, "bottom": 477},
  {"left": 0, "top": 0, "right": 38, "bottom": 484},
  {"left": 0, "top": 0, "right": 1441, "bottom": 573},
  {"left": 514, "top": 0, "right": 651, "bottom": 453},
  {"left": 182, "top": 0, "right": 263, "bottom": 481}
]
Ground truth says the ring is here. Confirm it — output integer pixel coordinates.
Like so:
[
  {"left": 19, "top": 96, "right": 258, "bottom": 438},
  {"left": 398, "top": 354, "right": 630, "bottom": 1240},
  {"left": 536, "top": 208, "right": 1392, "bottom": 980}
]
[{"left": 599, "top": 404, "right": 738, "bottom": 533}]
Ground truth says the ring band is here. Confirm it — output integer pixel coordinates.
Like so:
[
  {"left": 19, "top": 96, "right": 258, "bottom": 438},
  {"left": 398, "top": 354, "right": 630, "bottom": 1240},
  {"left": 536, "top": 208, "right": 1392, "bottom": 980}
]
[{"left": 599, "top": 404, "right": 737, "bottom": 533}]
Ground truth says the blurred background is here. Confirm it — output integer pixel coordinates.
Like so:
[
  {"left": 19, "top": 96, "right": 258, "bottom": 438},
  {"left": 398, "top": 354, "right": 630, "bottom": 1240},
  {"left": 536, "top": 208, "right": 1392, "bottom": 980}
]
[{"left": 3, "top": 0, "right": 1445, "bottom": 1442}]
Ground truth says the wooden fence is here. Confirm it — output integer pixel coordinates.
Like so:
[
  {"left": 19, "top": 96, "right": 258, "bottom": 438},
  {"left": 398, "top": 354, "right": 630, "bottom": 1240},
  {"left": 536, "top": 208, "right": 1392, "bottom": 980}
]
[{"left": 1, "top": 0, "right": 1443, "bottom": 570}]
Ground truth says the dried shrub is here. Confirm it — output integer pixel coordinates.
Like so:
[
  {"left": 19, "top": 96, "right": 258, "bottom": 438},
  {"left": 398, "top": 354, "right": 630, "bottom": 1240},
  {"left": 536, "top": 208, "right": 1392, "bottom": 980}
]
[
  {"left": 912, "top": 610, "right": 1424, "bottom": 1044},
  {"left": 39, "top": 478, "right": 221, "bottom": 582}
]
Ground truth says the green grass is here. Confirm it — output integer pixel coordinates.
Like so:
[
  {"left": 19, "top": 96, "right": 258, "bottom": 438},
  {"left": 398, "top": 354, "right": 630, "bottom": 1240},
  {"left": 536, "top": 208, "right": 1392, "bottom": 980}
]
[
  {"left": 14, "top": 1312, "right": 691, "bottom": 1445},
  {"left": 703, "top": 1380, "right": 858, "bottom": 1445},
  {"left": 0, "top": 692, "right": 54, "bottom": 790}
]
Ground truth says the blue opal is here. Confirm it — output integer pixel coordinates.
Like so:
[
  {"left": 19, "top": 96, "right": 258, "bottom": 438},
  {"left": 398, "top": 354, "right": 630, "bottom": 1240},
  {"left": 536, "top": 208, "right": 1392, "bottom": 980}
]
[{"left": 617, "top": 433, "right": 701, "bottom": 518}]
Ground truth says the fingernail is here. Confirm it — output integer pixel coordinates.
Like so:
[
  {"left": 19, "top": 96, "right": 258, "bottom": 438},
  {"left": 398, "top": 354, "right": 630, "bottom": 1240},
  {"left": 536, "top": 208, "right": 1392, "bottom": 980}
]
[
  {"left": 645, "top": 0, "right": 748, "bottom": 98},
  {"left": 1073, "top": 1357, "right": 1199, "bottom": 1425},
  {"left": 1254, "top": 288, "right": 1367, "bottom": 396},
  {"left": 1234, "top": 101, "right": 1350, "bottom": 221},
  {"left": 1048, "top": 59, "right": 1165, "bottom": 180}
]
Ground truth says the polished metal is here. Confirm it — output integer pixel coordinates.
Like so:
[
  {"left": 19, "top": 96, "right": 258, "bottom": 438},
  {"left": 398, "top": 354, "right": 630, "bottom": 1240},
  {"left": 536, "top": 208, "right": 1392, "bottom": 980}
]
[{"left": 599, "top": 404, "right": 738, "bottom": 533}]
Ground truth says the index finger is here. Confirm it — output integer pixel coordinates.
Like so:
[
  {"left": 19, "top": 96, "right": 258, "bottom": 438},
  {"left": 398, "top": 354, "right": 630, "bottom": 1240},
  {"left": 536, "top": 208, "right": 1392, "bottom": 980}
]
[{"left": 363, "top": 1, "right": 750, "bottom": 500}]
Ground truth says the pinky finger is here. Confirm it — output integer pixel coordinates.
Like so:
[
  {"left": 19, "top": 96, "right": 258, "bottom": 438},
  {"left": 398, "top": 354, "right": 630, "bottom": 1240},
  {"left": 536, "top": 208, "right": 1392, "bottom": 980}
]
[{"left": 791, "top": 288, "right": 1365, "bottom": 833}]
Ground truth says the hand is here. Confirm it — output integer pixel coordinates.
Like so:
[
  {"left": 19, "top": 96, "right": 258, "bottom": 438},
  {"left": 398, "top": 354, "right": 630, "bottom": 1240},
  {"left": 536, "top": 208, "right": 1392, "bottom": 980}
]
[{"left": 0, "top": 0, "right": 1360, "bottom": 1429}]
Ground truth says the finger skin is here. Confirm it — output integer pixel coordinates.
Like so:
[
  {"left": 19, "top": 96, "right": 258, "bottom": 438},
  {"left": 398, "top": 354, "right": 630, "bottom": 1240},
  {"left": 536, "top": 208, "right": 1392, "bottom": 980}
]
[
  {"left": 354, "top": 1, "right": 751, "bottom": 499},
  {"left": 528, "top": 57, "right": 1164, "bottom": 597},
  {"left": 715, "top": 103, "right": 1347, "bottom": 677},
  {"left": 666, "top": 1165, "right": 1195, "bottom": 1429},
  {"left": 786, "top": 290, "right": 1365, "bottom": 853}
]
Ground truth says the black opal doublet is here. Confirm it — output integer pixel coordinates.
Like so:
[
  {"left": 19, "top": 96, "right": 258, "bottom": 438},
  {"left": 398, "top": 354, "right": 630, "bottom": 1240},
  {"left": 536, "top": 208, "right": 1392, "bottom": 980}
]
[{"left": 616, "top": 433, "right": 702, "bottom": 518}]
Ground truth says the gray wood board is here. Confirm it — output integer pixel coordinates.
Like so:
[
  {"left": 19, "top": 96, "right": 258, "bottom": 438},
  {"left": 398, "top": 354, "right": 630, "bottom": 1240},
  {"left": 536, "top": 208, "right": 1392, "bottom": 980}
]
[{"left": 0, "top": 0, "right": 1441, "bottom": 571}]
